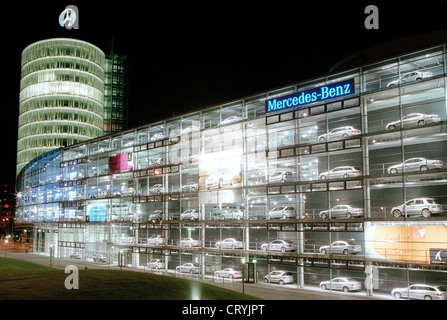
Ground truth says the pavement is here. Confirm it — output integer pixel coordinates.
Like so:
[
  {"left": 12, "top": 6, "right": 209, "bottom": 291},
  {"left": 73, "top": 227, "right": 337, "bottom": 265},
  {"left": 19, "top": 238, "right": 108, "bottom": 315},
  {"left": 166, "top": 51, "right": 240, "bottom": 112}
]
[{"left": 0, "top": 241, "right": 388, "bottom": 301}]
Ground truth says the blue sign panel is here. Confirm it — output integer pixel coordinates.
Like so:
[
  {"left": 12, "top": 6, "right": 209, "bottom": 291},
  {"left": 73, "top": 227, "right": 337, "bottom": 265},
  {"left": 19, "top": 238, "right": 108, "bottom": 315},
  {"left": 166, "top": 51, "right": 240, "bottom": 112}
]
[{"left": 265, "top": 79, "right": 355, "bottom": 113}]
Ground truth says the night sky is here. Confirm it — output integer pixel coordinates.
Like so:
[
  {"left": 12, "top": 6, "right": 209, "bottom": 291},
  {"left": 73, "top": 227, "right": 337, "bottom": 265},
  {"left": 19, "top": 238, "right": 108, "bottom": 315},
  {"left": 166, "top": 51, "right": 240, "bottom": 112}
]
[{"left": 2, "top": 1, "right": 447, "bottom": 190}]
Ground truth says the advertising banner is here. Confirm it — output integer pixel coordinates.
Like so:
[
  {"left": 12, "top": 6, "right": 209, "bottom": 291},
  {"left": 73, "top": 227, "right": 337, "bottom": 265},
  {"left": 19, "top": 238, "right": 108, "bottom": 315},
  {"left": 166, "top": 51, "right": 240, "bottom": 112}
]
[{"left": 109, "top": 153, "right": 133, "bottom": 173}]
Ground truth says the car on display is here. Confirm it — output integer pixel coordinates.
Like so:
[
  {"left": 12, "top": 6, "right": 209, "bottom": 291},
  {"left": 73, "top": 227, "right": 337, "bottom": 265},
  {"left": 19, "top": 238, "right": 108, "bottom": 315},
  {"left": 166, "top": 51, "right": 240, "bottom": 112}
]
[
  {"left": 219, "top": 209, "right": 244, "bottom": 220},
  {"left": 319, "top": 166, "right": 362, "bottom": 180},
  {"left": 148, "top": 157, "right": 163, "bottom": 167},
  {"left": 69, "top": 252, "right": 82, "bottom": 259},
  {"left": 180, "top": 126, "right": 200, "bottom": 135},
  {"left": 93, "top": 255, "right": 107, "bottom": 263},
  {"left": 180, "top": 182, "right": 199, "bottom": 192},
  {"left": 149, "top": 184, "right": 163, "bottom": 194},
  {"left": 264, "top": 270, "right": 294, "bottom": 285},
  {"left": 387, "top": 157, "right": 444, "bottom": 174},
  {"left": 386, "top": 71, "right": 434, "bottom": 87},
  {"left": 218, "top": 115, "right": 243, "bottom": 126},
  {"left": 205, "top": 168, "right": 234, "bottom": 189},
  {"left": 214, "top": 268, "right": 242, "bottom": 279},
  {"left": 180, "top": 209, "right": 199, "bottom": 220},
  {"left": 147, "top": 259, "right": 165, "bottom": 269},
  {"left": 215, "top": 238, "right": 244, "bottom": 249},
  {"left": 150, "top": 132, "right": 164, "bottom": 141},
  {"left": 390, "top": 197, "right": 445, "bottom": 218},
  {"left": 268, "top": 206, "right": 296, "bottom": 219},
  {"left": 319, "top": 205, "right": 364, "bottom": 219},
  {"left": 181, "top": 154, "right": 199, "bottom": 163},
  {"left": 147, "top": 235, "right": 165, "bottom": 246},
  {"left": 391, "top": 284, "right": 447, "bottom": 300},
  {"left": 318, "top": 126, "right": 362, "bottom": 142},
  {"left": 261, "top": 239, "right": 297, "bottom": 252},
  {"left": 319, "top": 241, "right": 362, "bottom": 255},
  {"left": 268, "top": 171, "right": 293, "bottom": 184},
  {"left": 385, "top": 112, "right": 441, "bottom": 130},
  {"left": 176, "top": 263, "right": 200, "bottom": 274},
  {"left": 178, "top": 237, "right": 200, "bottom": 247},
  {"left": 148, "top": 210, "right": 163, "bottom": 221},
  {"left": 319, "top": 277, "right": 362, "bottom": 292}
]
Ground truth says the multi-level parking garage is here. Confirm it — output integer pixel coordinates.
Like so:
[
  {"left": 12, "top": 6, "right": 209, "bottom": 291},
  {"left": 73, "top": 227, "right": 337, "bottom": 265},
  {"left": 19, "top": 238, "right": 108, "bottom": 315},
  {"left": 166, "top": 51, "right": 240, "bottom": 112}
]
[{"left": 16, "top": 43, "right": 447, "bottom": 299}]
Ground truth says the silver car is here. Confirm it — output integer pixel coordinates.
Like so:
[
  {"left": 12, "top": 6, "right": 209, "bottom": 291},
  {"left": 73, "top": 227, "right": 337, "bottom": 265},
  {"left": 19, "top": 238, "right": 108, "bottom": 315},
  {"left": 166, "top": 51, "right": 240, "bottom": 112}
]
[
  {"left": 319, "top": 241, "right": 362, "bottom": 255},
  {"left": 387, "top": 157, "right": 444, "bottom": 174},
  {"left": 148, "top": 210, "right": 163, "bottom": 221},
  {"left": 268, "top": 206, "right": 296, "bottom": 219},
  {"left": 205, "top": 168, "right": 234, "bottom": 189},
  {"left": 387, "top": 71, "right": 433, "bottom": 87},
  {"left": 215, "top": 238, "right": 244, "bottom": 249},
  {"left": 176, "top": 263, "right": 200, "bottom": 274},
  {"left": 320, "top": 277, "right": 362, "bottom": 292},
  {"left": 319, "top": 166, "right": 362, "bottom": 180},
  {"left": 261, "top": 239, "right": 297, "bottom": 252},
  {"left": 390, "top": 197, "right": 444, "bottom": 218},
  {"left": 220, "top": 209, "right": 244, "bottom": 220},
  {"left": 178, "top": 237, "right": 200, "bottom": 247},
  {"left": 318, "top": 126, "right": 361, "bottom": 142},
  {"left": 214, "top": 268, "right": 242, "bottom": 279},
  {"left": 180, "top": 182, "right": 198, "bottom": 192},
  {"left": 391, "top": 284, "right": 447, "bottom": 300},
  {"left": 264, "top": 270, "right": 294, "bottom": 285},
  {"left": 268, "top": 171, "right": 293, "bottom": 184},
  {"left": 218, "top": 116, "right": 242, "bottom": 126},
  {"left": 319, "top": 205, "right": 364, "bottom": 219},
  {"left": 147, "top": 259, "right": 165, "bottom": 269},
  {"left": 147, "top": 235, "right": 165, "bottom": 245},
  {"left": 180, "top": 209, "right": 199, "bottom": 220},
  {"left": 149, "top": 184, "right": 163, "bottom": 194},
  {"left": 386, "top": 113, "right": 441, "bottom": 130}
]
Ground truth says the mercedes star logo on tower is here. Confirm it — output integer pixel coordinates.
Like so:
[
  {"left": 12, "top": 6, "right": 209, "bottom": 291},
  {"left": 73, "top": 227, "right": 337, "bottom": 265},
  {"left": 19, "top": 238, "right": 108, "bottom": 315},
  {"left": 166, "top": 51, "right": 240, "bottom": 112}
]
[{"left": 59, "top": 5, "right": 79, "bottom": 29}]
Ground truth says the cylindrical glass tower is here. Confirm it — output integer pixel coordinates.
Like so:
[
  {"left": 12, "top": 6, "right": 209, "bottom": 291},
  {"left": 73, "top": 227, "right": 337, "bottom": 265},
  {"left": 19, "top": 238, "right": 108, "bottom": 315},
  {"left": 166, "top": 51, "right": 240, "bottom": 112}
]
[{"left": 17, "top": 38, "right": 105, "bottom": 176}]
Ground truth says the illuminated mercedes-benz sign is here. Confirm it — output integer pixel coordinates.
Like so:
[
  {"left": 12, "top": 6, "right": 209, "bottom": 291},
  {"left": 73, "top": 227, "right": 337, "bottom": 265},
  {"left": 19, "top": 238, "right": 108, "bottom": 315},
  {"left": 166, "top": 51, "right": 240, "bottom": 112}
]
[{"left": 59, "top": 5, "right": 79, "bottom": 29}]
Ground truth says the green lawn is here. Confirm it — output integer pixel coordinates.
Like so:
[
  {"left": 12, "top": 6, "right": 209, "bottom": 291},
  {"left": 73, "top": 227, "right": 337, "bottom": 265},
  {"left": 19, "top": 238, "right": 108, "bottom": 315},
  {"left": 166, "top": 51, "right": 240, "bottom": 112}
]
[{"left": 0, "top": 257, "right": 260, "bottom": 300}]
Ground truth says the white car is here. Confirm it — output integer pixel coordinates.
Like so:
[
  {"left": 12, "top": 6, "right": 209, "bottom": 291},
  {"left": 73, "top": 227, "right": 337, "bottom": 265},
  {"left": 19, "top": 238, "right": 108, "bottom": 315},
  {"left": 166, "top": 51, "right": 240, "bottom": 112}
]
[
  {"left": 218, "top": 116, "right": 242, "bottom": 126},
  {"left": 180, "top": 209, "right": 199, "bottom": 220},
  {"left": 93, "top": 255, "right": 107, "bottom": 263},
  {"left": 148, "top": 210, "right": 163, "bottom": 221},
  {"left": 261, "top": 239, "right": 296, "bottom": 252},
  {"left": 176, "top": 263, "right": 200, "bottom": 274},
  {"left": 319, "top": 241, "right": 362, "bottom": 255},
  {"left": 268, "top": 206, "right": 296, "bottom": 219},
  {"left": 387, "top": 157, "right": 444, "bottom": 174},
  {"left": 319, "top": 205, "right": 364, "bottom": 219},
  {"left": 390, "top": 197, "right": 444, "bottom": 218},
  {"left": 387, "top": 71, "right": 433, "bottom": 87},
  {"left": 214, "top": 268, "right": 242, "bottom": 279},
  {"left": 215, "top": 238, "right": 244, "bottom": 249},
  {"left": 320, "top": 277, "right": 362, "bottom": 292},
  {"left": 318, "top": 126, "right": 361, "bottom": 142},
  {"left": 264, "top": 271, "right": 294, "bottom": 285},
  {"left": 180, "top": 126, "right": 200, "bottom": 135},
  {"left": 178, "top": 237, "right": 200, "bottom": 247},
  {"left": 268, "top": 171, "right": 293, "bottom": 184},
  {"left": 319, "top": 166, "right": 362, "bottom": 180},
  {"left": 205, "top": 168, "right": 234, "bottom": 189},
  {"left": 147, "top": 235, "right": 165, "bottom": 245},
  {"left": 147, "top": 259, "right": 165, "bottom": 269},
  {"left": 386, "top": 113, "right": 441, "bottom": 130}
]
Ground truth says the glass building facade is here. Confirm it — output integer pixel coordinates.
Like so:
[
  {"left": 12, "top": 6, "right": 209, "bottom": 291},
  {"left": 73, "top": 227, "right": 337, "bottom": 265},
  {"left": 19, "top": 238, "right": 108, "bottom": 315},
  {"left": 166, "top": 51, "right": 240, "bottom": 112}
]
[
  {"left": 15, "top": 43, "right": 447, "bottom": 298},
  {"left": 17, "top": 38, "right": 129, "bottom": 176}
]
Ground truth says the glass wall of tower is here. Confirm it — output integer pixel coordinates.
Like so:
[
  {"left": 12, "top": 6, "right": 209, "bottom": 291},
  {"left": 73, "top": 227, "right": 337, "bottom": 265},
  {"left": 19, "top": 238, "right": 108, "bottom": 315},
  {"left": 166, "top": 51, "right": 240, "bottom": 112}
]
[{"left": 16, "top": 44, "right": 447, "bottom": 297}]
